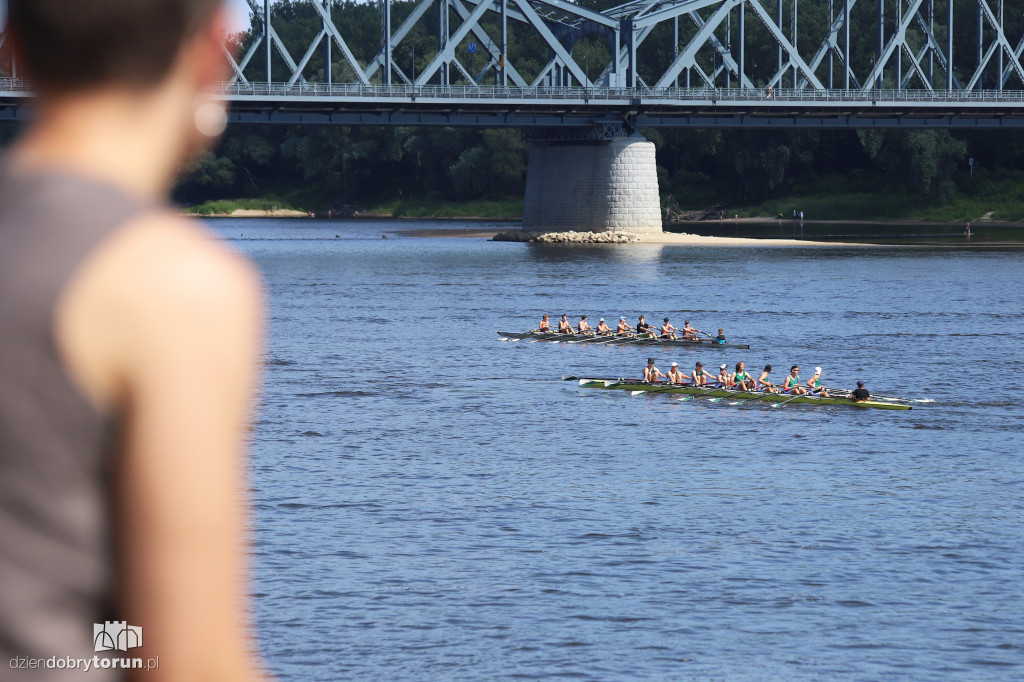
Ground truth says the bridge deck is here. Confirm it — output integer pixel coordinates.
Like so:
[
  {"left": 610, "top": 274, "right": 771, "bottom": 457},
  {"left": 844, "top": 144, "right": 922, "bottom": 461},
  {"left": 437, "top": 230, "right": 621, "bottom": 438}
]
[{"left": 3, "top": 80, "right": 1024, "bottom": 128}]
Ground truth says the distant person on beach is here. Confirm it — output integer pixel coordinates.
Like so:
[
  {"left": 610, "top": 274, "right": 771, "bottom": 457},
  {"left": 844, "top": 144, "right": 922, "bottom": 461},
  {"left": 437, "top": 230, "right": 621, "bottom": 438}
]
[
  {"left": 965, "top": 222, "right": 972, "bottom": 237},
  {"left": 1, "top": 1, "right": 268, "bottom": 680}
]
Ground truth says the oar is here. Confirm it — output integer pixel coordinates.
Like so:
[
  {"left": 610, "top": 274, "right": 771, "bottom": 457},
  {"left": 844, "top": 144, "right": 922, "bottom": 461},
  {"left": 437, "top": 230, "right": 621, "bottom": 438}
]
[
  {"left": 770, "top": 392, "right": 807, "bottom": 408},
  {"left": 674, "top": 384, "right": 727, "bottom": 401}
]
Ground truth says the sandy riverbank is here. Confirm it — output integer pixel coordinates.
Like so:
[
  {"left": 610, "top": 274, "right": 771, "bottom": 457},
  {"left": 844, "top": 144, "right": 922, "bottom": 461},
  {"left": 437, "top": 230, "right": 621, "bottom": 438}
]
[{"left": 634, "top": 231, "right": 872, "bottom": 246}]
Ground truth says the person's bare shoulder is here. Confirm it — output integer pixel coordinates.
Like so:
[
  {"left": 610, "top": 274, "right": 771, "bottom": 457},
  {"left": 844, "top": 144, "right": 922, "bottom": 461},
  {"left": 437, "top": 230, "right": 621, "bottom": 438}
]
[{"left": 57, "top": 210, "right": 263, "bottom": 411}]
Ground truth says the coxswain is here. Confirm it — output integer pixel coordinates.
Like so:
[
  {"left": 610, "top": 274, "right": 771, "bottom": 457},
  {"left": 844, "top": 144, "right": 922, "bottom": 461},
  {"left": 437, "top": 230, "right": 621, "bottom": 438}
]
[
  {"left": 716, "top": 364, "right": 731, "bottom": 388},
  {"left": 731, "top": 361, "right": 756, "bottom": 391},
  {"left": 643, "top": 358, "right": 666, "bottom": 382},
  {"left": 716, "top": 328, "right": 727, "bottom": 344},
  {"left": 666, "top": 362, "right": 688, "bottom": 384},
  {"left": 636, "top": 315, "right": 655, "bottom": 338},
  {"left": 578, "top": 315, "right": 593, "bottom": 335},
  {"left": 660, "top": 318, "right": 678, "bottom": 339},
  {"left": 617, "top": 317, "right": 634, "bottom": 335},
  {"left": 595, "top": 318, "right": 612, "bottom": 335},
  {"left": 806, "top": 367, "right": 830, "bottom": 397},
  {"left": 557, "top": 314, "right": 574, "bottom": 334},
  {"left": 538, "top": 314, "right": 550, "bottom": 332},
  {"left": 691, "top": 361, "right": 714, "bottom": 386},
  {"left": 758, "top": 365, "right": 778, "bottom": 393},
  {"left": 681, "top": 320, "right": 701, "bottom": 340},
  {"left": 783, "top": 366, "right": 807, "bottom": 395},
  {"left": 851, "top": 380, "right": 870, "bottom": 403}
]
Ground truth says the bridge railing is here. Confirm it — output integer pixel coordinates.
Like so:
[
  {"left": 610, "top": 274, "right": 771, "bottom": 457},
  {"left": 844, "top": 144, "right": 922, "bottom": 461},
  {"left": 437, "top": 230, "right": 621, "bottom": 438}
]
[
  {"left": 4, "top": 77, "right": 1024, "bottom": 105},
  {"left": 213, "top": 82, "right": 1024, "bottom": 105}
]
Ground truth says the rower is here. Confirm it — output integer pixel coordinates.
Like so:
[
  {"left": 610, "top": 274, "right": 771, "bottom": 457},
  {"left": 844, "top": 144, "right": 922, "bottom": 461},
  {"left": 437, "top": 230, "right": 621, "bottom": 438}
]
[
  {"left": 783, "top": 366, "right": 807, "bottom": 395},
  {"left": 557, "top": 314, "right": 574, "bottom": 334},
  {"left": 538, "top": 314, "right": 550, "bottom": 332},
  {"left": 636, "top": 315, "right": 654, "bottom": 338},
  {"left": 731, "top": 361, "right": 756, "bottom": 391},
  {"left": 660, "top": 317, "right": 678, "bottom": 339},
  {"left": 758, "top": 365, "right": 779, "bottom": 393},
  {"left": 578, "top": 315, "right": 593, "bottom": 335},
  {"left": 643, "top": 358, "right": 666, "bottom": 383},
  {"left": 851, "top": 380, "right": 870, "bottom": 403},
  {"left": 806, "top": 367, "right": 830, "bottom": 397},
  {"left": 691, "top": 361, "right": 713, "bottom": 386},
  {"left": 666, "top": 362, "right": 688, "bottom": 384},
  {"left": 595, "top": 318, "right": 612, "bottom": 335},
  {"left": 716, "top": 328, "right": 727, "bottom": 344},
  {"left": 716, "top": 364, "right": 731, "bottom": 388},
  {"left": 681, "top": 320, "right": 701, "bottom": 340},
  {"left": 617, "top": 317, "right": 634, "bottom": 335}
]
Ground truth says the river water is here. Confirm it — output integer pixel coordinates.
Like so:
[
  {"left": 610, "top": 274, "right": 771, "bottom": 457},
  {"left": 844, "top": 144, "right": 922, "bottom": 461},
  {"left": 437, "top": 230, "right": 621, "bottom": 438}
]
[{"left": 211, "top": 218, "right": 1024, "bottom": 681}]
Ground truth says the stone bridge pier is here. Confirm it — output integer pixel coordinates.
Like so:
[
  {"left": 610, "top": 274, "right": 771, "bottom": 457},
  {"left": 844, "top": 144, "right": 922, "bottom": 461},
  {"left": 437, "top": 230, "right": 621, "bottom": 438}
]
[{"left": 522, "top": 133, "right": 662, "bottom": 234}]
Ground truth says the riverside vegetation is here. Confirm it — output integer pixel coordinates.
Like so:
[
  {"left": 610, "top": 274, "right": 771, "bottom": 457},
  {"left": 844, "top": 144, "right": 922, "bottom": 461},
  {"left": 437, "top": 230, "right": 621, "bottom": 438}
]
[{"left": 105, "top": 0, "right": 1024, "bottom": 223}]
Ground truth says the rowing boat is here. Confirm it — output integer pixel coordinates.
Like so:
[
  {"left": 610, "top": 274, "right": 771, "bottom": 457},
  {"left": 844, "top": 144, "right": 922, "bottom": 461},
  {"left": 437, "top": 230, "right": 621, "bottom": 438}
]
[
  {"left": 498, "top": 331, "right": 750, "bottom": 349},
  {"left": 564, "top": 376, "right": 913, "bottom": 410}
]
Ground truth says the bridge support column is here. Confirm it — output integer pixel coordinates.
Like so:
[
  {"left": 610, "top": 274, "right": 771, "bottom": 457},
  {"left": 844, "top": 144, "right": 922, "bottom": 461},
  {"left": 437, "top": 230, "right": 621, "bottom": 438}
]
[{"left": 522, "top": 134, "right": 662, "bottom": 234}]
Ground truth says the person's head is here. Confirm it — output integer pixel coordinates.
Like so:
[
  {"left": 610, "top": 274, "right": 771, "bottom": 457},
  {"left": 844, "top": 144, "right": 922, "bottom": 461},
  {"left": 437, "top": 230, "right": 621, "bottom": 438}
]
[
  {"left": 581, "top": 315, "right": 587, "bottom": 320},
  {"left": 684, "top": 320, "right": 689, "bottom": 325},
  {"left": 639, "top": 315, "right": 645, "bottom": 321},
  {"left": 647, "top": 358, "right": 655, "bottom": 365},
  {"left": 791, "top": 365, "right": 799, "bottom": 374},
  {"left": 619, "top": 317, "right": 625, "bottom": 322},
  {"left": 670, "top": 362, "right": 678, "bottom": 369},
  {"left": 736, "top": 362, "right": 744, "bottom": 372},
  {"left": 10, "top": 0, "right": 232, "bottom": 174},
  {"left": 763, "top": 364, "right": 772, "bottom": 373},
  {"left": 542, "top": 314, "right": 548, "bottom": 319},
  {"left": 695, "top": 361, "right": 703, "bottom": 369},
  {"left": 718, "top": 328, "right": 724, "bottom": 334},
  {"left": 813, "top": 366, "right": 822, "bottom": 376},
  {"left": 663, "top": 318, "right": 669, "bottom": 323},
  {"left": 561, "top": 314, "right": 567, "bottom": 320},
  {"left": 857, "top": 380, "right": 865, "bottom": 387},
  {"left": 719, "top": 364, "right": 727, "bottom": 373}
]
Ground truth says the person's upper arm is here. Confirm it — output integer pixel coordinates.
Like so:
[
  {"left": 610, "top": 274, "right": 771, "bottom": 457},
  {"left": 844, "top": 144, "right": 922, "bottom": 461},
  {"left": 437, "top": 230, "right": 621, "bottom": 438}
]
[{"left": 109, "top": 217, "right": 266, "bottom": 681}]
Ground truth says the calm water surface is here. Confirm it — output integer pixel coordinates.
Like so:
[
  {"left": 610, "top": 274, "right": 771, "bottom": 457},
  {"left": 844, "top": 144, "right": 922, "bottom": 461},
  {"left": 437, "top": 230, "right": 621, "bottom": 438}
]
[{"left": 212, "top": 218, "right": 1024, "bottom": 681}]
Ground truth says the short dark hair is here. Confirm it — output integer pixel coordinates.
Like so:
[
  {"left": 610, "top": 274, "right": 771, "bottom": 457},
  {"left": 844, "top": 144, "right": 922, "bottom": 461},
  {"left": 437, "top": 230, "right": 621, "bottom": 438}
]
[{"left": 10, "top": 0, "right": 221, "bottom": 92}]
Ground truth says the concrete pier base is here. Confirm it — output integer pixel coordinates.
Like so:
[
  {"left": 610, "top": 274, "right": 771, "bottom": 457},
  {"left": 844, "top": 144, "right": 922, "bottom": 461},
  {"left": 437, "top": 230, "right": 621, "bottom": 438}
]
[{"left": 522, "top": 135, "right": 662, "bottom": 234}]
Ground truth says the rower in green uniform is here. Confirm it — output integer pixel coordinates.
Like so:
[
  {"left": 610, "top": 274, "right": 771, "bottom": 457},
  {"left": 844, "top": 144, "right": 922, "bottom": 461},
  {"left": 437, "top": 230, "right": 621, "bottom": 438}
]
[
  {"left": 783, "top": 365, "right": 807, "bottom": 395},
  {"left": 716, "top": 364, "right": 731, "bottom": 388},
  {"left": 666, "top": 362, "right": 688, "bottom": 384},
  {"left": 731, "top": 361, "right": 756, "bottom": 390},
  {"left": 758, "top": 365, "right": 779, "bottom": 393},
  {"left": 643, "top": 358, "right": 666, "bottom": 382},
  {"left": 691, "top": 361, "right": 713, "bottom": 386},
  {"left": 806, "top": 367, "right": 830, "bottom": 397}
]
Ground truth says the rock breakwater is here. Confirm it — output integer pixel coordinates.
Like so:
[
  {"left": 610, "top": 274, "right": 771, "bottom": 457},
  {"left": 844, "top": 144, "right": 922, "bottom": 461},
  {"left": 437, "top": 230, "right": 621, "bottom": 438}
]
[{"left": 492, "top": 230, "right": 640, "bottom": 244}]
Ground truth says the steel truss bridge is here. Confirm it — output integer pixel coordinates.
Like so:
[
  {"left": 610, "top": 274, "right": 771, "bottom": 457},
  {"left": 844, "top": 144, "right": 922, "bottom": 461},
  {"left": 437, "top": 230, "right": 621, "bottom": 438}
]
[{"left": 4, "top": 0, "right": 1024, "bottom": 128}]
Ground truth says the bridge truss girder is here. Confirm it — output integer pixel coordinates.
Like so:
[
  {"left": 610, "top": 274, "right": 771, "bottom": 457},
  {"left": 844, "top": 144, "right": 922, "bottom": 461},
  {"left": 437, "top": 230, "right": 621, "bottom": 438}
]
[{"left": 3, "top": 0, "right": 1024, "bottom": 97}]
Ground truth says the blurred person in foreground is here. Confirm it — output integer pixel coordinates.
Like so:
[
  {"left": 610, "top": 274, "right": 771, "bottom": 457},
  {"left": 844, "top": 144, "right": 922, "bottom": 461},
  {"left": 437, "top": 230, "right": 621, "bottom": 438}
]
[{"left": 0, "top": 1, "right": 268, "bottom": 680}]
